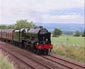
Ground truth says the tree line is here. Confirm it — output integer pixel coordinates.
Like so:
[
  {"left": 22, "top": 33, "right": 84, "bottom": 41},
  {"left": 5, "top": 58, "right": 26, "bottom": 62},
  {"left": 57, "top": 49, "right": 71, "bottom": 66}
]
[
  {"left": 0, "top": 19, "right": 85, "bottom": 37},
  {"left": 53, "top": 28, "right": 85, "bottom": 37},
  {"left": 0, "top": 20, "right": 36, "bottom": 29}
]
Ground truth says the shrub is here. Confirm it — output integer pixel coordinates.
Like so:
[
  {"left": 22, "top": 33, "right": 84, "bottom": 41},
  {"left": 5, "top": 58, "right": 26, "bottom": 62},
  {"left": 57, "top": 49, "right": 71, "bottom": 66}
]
[{"left": 0, "top": 53, "right": 15, "bottom": 69}]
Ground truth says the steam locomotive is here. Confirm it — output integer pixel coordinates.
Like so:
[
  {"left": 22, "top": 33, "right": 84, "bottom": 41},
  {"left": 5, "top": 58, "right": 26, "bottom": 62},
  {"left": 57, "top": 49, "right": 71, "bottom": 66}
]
[{"left": 0, "top": 26, "right": 53, "bottom": 55}]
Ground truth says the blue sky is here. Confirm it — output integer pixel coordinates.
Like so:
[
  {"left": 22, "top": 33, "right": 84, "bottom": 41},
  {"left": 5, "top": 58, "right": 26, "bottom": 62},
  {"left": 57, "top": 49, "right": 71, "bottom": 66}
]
[{"left": 0, "top": 0, "right": 84, "bottom": 25}]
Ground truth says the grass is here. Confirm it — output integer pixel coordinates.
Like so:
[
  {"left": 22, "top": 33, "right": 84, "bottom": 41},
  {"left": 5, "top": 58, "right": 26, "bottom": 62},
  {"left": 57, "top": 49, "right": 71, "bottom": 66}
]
[
  {"left": 0, "top": 52, "right": 15, "bottom": 69},
  {"left": 51, "top": 35, "right": 85, "bottom": 62},
  {"left": 51, "top": 35, "right": 84, "bottom": 46}
]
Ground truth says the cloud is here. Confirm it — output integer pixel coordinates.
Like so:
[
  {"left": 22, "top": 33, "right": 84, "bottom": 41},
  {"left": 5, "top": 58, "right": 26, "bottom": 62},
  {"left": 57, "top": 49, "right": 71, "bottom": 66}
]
[{"left": 0, "top": 0, "right": 84, "bottom": 25}]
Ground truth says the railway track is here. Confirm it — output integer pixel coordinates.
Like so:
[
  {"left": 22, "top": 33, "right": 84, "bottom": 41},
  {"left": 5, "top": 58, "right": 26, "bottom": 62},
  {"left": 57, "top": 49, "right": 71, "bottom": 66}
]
[
  {"left": 50, "top": 54, "right": 85, "bottom": 69},
  {"left": 42, "top": 55, "right": 85, "bottom": 69},
  {"left": 0, "top": 46, "right": 38, "bottom": 69},
  {"left": 0, "top": 46, "right": 50, "bottom": 69},
  {"left": 0, "top": 41, "right": 85, "bottom": 69},
  {"left": 0, "top": 41, "right": 61, "bottom": 69}
]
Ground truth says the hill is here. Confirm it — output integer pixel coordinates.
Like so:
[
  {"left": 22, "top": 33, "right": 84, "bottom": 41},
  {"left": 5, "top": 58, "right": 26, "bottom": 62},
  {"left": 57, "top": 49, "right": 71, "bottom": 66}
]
[{"left": 37, "top": 23, "right": 84, "bottom": 32}]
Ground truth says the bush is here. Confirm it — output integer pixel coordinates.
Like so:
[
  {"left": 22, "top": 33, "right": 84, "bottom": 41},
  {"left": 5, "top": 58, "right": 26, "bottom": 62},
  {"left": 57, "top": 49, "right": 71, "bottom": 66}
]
[
  {"left": 74, "top": 30, "right": 81, "bottom": 37},
  {"left": 82, "top": 31, "right": 85, "bottom": 37},
  {"left": 53, "top": 28, "right": 62, "bottom": 37},
  {"left": 0, "top": 53, "right": 15, "bottom": 69}
]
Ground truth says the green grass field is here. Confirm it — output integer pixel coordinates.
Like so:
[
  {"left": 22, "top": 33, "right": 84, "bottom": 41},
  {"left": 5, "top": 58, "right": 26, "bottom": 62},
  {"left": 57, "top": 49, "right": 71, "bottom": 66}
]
[
  {"left": 51, "top": 35, "right": 84, "bottom": 46},
  {"left": 51, "top": 35, "right": 85, "bottom": 62}
]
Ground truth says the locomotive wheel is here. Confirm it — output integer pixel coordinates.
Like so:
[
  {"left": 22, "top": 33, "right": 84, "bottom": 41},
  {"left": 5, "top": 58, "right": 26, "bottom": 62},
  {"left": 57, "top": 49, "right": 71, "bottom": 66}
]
[
  {"left": 33, "top": 48, "right": 37, "bottom": 53},
  {"left": 44, "top": 49, "right": 49, "bottom": 55},
  {"left": 36, "top": 49, "right": 41, "bottom": 55}
]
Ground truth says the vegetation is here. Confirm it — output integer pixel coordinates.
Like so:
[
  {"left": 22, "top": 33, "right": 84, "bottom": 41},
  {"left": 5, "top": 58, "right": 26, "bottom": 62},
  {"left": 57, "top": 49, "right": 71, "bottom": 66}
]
[
  {"left": 7, "top": 25, "right": 15, "bottom": 29},
  {"left": 15, "top": 20, "right": 36, "bottom": 29},
  {"left": 73, "top": 30, "right": 81, "bottom": 37},
  {"left": 82, "top": 31, "right": 85, "bottom": 37},
  {"left": 0, "top": 25, "right": 7, "bottom": 29},
  {"left": 0, "top": 19, "right": 36, "bottom": 29},
  {"left": 0, "top": 53, "right": 15, "bottom": 69},
  {"left": 51, "top": 35, "right": 85, "bottom": 62},
  {"left": 53, "top": 28, "right": 62, "bottom": 37},
  {"left": 52, "top": 45, "right": 85, "bottom": 62},
  {"left": 51, "top": 35, "right": 84, "bottom": 46}
]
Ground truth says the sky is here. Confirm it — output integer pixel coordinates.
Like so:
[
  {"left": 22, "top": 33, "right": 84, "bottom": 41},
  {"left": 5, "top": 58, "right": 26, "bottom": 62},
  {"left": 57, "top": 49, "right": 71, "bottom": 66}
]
[{"left": 0, "top": 0, "right": 84, "bottom": 25}]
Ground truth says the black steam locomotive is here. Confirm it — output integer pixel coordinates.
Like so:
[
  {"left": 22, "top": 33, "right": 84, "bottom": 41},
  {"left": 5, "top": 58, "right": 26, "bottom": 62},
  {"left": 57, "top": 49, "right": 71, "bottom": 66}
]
[{"left": 0, "top": 26, "right": 53, "bottom": 55}]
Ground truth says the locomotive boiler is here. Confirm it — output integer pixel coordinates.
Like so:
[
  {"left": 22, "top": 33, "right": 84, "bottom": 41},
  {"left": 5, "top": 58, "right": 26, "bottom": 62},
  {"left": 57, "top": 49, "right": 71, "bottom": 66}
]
[{"left": 0, "top": 26, "right": 53, "bottom": 55}]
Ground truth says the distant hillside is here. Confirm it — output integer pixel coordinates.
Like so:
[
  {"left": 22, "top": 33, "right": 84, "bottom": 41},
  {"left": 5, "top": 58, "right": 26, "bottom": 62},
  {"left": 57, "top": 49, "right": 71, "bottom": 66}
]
[{"left": 37, "top": 23, "right": 84, "bottom": 32}]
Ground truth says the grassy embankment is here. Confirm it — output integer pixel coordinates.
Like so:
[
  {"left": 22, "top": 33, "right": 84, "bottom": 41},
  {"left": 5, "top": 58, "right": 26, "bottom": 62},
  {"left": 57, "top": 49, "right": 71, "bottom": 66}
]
[
  {"left": 0, "top": 52, "right": 15, "bottom": 69},
  {"left": 51, "top": 35, "right": 85, "bottom": 62}
]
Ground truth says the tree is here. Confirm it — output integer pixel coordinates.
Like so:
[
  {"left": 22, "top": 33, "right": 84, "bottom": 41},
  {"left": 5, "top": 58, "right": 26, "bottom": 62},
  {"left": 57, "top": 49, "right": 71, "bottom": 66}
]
[
  {"left": 53, "top": 28, "right": 62, "bottom": 37},
  {"left": 7, "top": 25, "right": 15, "bottom": 29},
  {"left": 0, "top": 25, "right": 7, "bottom": 29},
  {"left": 15, "top": 20, "right": 36, "bottom": 29},
  {"left": 82, "top": 31, "right": 85, "bottom": 37},
  {"left": 74, "top": 30, "right": 81, "bottom": 37}
]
